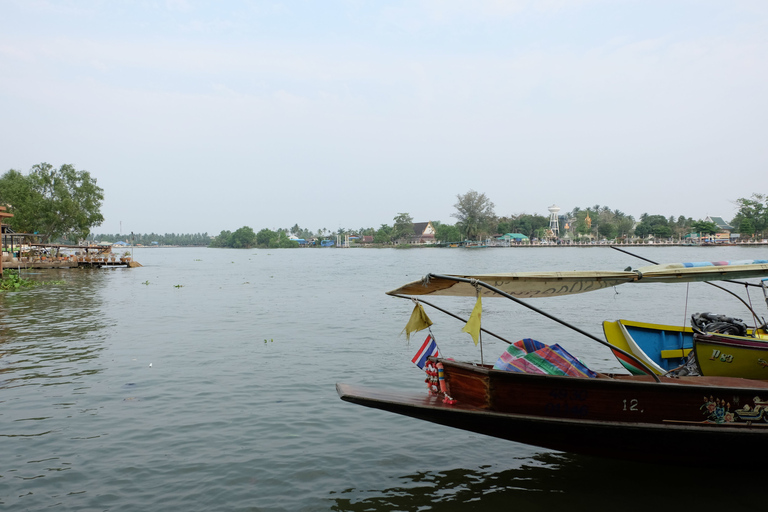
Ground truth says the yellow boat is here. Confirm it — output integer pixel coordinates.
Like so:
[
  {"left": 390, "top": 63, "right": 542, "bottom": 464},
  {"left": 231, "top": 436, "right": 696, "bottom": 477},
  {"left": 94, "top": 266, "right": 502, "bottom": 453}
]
[
  {"left": 602, "top": 320, "right": 694, "bottom": 376},
  {"left": 694, "top": 331, "right": 768, "bottom": 380},
  {"left": 604, "top": 319, "right": 768, "bottom": 378}
]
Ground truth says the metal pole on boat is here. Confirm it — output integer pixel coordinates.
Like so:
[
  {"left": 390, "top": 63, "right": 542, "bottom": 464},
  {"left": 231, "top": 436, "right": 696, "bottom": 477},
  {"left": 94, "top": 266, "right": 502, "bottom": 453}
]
[
  {"left": 762, "top": 279, "right": 768, "bottom": 309},
  {"left": 427, "top": 273, "right": 662, "bottom": 383}
]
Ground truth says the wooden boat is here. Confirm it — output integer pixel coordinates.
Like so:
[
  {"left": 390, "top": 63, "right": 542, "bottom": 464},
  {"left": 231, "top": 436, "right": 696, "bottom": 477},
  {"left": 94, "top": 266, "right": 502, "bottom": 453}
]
[
  {"left": 602, "top": 319, "right": 693, "bottom": 375},
  {"left": 694, "top": 331, "right": 768, "bottom": 381},
  {"left": 338, "top": 369, "right": 768, "bottom": 465},
  {"left": 604, "top": 319, "right": 768, "bottom": 377},
  {"left": 337, "top": 259, "right": 768, "bottom": 465}
]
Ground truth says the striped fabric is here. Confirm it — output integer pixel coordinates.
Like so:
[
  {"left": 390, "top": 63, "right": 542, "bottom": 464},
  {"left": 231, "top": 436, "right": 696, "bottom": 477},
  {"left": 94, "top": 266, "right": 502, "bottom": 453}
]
[
  {"left": 681, "top": 259, "right": 768, "bottom": 267},
  {"left": 493, "top": 339, "right": 597, "bottom": 378}
]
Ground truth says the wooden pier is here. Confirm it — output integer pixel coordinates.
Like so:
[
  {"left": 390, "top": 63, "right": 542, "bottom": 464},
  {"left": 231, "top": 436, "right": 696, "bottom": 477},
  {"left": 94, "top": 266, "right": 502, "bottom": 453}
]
[
  {"left": 2, "top": 242, "right": 142, "bottom": 270},
  {"left": 2, "top": 259, "right": 141, "bottom": 270}
]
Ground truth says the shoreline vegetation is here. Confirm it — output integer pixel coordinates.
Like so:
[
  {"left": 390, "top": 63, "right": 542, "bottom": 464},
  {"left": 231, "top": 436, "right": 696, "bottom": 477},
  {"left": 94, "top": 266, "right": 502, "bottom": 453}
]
[
  {"left": 89, "top": 198, "right": 766, "bottom": 250},
  {"left": 84, "top": 238, "right": 768, "bottom": 249},
  {"left": 0, "top": 270, "right": 64, "bottom": 291},
  {"left": 90, "top": 192, "right": 768, "bottom": 250},
  {"left": 2, "top": 168, "right": 764, "bottom": 251}
]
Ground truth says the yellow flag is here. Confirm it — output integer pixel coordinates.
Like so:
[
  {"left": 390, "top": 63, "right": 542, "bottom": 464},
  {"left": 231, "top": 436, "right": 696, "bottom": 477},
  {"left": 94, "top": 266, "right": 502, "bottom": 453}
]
[
  {"left": 401, "top": 303, "right": 433, "bottom": 341},
  {"left": 462, "top": 295, "right": 482, "bottom": 346}
]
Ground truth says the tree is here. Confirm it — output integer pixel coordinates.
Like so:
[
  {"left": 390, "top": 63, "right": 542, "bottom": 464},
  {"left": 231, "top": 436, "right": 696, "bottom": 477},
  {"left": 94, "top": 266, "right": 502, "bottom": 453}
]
[
  {"left": 732, "top": 194, "right": 767, "bottom": 237},
  {"left": 392, "top": 213, "right": 414, "bottom": 243},
  {"left": 210, "top": 230, "right": 233, "bottom": 247},
  {"left": 452, "top": 190, "right": 496, "bottom": 240},
  {"left": 634, "top": 215, "right": 671, "bottom": 239},
  {"left": 435, "top": 222, "right": 462, "bottom": 243},
  {"left": 373, "top": 224, "right": 393, "bottom": 244},
  {"left": 256, "top": 228, "right": 277, "bottom": 247},
  {"left": 230, "top": 226, "right": 257, "bottom": 248},
  {"left": 0, "top": 163, "right": 104, "bottom": 242},
  {"left": 208, "top": 227, "right": 258, "bottom": 248},
  {"left": 269, "top": 230, "right": 299, "bottom": 248},
  {"left": 691, "top": 220, "right": 719, "bottom": 235},
  {"left": 739, "top": 218, "right": 755, "bottom": 238}
]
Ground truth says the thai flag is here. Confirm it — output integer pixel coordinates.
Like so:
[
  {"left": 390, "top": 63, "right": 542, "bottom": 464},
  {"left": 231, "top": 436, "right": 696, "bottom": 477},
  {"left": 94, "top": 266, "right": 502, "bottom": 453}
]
[{"left": 412, "top": 334, "right": 439, "bottom": 369}]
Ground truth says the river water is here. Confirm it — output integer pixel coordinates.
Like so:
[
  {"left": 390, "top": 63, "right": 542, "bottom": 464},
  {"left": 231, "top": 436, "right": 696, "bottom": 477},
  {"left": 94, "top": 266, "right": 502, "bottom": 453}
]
[{"left": 2, "top": 245, "right": 767, "bottom": 511}]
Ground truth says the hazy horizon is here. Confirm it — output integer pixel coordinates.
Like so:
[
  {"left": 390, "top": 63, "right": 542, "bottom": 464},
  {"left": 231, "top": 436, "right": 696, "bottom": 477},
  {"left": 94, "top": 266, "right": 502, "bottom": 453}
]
[{"left": 2, "top": 1, "right": 766, "bottom": 234}]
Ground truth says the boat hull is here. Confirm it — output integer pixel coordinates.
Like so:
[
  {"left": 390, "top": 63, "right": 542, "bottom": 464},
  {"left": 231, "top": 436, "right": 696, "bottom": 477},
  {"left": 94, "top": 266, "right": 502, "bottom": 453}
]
[
  {"left": 603, "top": 320, "right": 692, "bottom": 375},
  {"left": 694, "top": 332, "right": 768, "bottom": 380},
  {"left": 338, "top": 359, "right": 768, "bottom": 465}
]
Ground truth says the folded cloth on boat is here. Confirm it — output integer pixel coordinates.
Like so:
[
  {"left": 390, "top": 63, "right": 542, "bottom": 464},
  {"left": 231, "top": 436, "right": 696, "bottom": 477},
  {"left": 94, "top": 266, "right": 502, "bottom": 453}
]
[{"left": 493, "top": 339, "right": 597, "bottom": 378}]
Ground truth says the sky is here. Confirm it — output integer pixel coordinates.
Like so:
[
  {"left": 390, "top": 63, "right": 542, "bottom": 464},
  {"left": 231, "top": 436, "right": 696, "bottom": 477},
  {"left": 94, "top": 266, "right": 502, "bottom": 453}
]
[{"left": 1, "top": 0, "right": 767, "bottom": 236}]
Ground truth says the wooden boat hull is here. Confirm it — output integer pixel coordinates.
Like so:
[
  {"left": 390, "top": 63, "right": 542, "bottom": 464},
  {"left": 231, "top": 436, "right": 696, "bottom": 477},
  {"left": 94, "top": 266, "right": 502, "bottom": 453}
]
[
  {"left": 694, "top": 332, "right": 768, "bottom": 380},
  {"left": 604, "top": 320, "right": 768, "bottom": 377},
  {"left": 603, "top": 320, "right": 693, "bottom": 375},
  {"left": 338, "top": 359, "right": 768, "bottom": 465}
]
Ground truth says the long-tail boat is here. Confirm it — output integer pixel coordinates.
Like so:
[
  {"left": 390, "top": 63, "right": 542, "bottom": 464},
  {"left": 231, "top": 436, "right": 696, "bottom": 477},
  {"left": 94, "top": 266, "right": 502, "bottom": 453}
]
[
  {"left": 694, "top": 330, "right": 768, "bottom": 380},
  {"left": 337, "top": 259, "right": 768, "bottom": 466},
  {"left": 603, "top": 317, "right": 768, "bottom": 377},
  {"left": 600, "top": 251, "right": 768, "bottom": 378}
]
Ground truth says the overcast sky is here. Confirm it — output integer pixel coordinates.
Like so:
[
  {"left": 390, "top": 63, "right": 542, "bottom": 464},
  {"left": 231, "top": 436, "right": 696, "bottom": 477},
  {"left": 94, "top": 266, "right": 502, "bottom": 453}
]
[{"left": 2, "top": 1, "right": 766, "bottom": 235}]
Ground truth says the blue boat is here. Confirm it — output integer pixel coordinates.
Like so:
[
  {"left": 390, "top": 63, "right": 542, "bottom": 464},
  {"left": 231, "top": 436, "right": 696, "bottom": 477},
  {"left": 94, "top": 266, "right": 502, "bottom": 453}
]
[
  {"left": 602, "top": 320, "right": 693, "bottom": 375},
  {"left": 603, "top": 318, "right": 768, "bottom": 376}
]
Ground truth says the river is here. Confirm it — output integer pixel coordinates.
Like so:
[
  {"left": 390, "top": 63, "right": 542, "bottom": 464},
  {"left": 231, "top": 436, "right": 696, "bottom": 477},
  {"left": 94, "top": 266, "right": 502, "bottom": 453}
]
[{"left": 1, "top": 245, "right": 767, "bottom": 511}]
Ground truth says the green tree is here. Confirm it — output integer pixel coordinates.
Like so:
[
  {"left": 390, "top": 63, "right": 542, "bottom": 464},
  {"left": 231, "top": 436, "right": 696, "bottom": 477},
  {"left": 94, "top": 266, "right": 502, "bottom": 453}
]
[
  {"left": 435, "top": 222, "right": 462, "bottom": 243},
  {"left": 503, "top": 213, "right": 549, "bottom": 238},
  {"left": 739, "top": 218, "right": 755, "bottom": 238},
  {"left": 256, "top": 228, "right": 277, "bottom": 247},
  {"left": 392, "top": 213, "right": 414, "bottom": 243},
  {"left": 0, "top": 163, "right": 104, "bottom": 242},
  {"left": 732, "top": 194, "right": 767, "bottom": 237},
  {"left": 452, "top": 190, "right": 496, "bottom": 240},
  {"left": 210, "top": 230, "right": 233, "bottom": 247},
  {"left": 373, "top": 224, "right": 393, "bottom": 244},
  {"left": 269, "top": 231, "right": 299, "bottom": 248},
  {"left": 231, "top": 226, "right": 257, "bottom": 248},
  {"left": 691, "top": 220, "right": 719, "bottom": 235},
  {"left": 615, "top": 212, "right": 636, "bottom": 240},
  {"left": 634, "top": 214, "right": 671, "bottom": 239}
]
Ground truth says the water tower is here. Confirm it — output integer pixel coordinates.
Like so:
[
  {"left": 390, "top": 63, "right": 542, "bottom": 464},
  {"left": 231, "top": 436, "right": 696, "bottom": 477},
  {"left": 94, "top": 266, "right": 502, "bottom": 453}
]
[{"left": 548, "top": 205, "right": 560, "bottom": 237}]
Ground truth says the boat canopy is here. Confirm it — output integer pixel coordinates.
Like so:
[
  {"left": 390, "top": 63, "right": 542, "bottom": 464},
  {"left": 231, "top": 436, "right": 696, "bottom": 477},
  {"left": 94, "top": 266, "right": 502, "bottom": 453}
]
[{"left": 386, "top": 260, "right": 768, "bottom": 299}]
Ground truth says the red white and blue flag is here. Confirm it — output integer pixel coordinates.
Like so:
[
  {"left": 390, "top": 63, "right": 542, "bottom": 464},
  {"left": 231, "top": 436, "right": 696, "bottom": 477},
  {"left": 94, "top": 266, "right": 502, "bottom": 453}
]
[{"left": 412, "top": 334, "right": 439, "bottom": 370}]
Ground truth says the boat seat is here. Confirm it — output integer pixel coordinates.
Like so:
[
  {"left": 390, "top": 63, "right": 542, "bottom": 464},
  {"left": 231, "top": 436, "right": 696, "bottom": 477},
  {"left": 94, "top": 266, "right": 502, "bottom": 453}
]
[{"left": 660, "top": 348, "right": 691, "bottom": 359}]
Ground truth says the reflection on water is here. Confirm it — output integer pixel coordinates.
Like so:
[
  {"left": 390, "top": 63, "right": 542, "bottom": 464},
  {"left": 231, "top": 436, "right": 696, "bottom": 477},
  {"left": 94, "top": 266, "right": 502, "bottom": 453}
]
[
  {"left": 0, "top": 269, "right": 109, "bottom": 390},
  {"left": 0, "top": 269, "right": 110, "bottom": 491},
  {"left": 330, "top": 453, "right": 573, "bottom": 511},
  {"left": 331, "top": 450, "right": 765, "bottom": 510}
]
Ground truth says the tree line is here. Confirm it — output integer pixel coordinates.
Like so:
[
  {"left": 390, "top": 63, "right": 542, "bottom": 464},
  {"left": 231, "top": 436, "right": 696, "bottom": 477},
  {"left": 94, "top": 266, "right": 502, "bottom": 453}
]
[
  {"left": 208, "top": 227, "right": 300, "bottom": 249},
  {"left": 88, "top": 232, "right": 211, "bottom": 247},
  {"left": 319, "top": 191, "right": 768, "bottom": 244},
  {"left": 2, "top": 165, "right": 766, "bottom": 248},
  {"left": 204, "top": 191, "right": 768, "bottom": 249}
]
